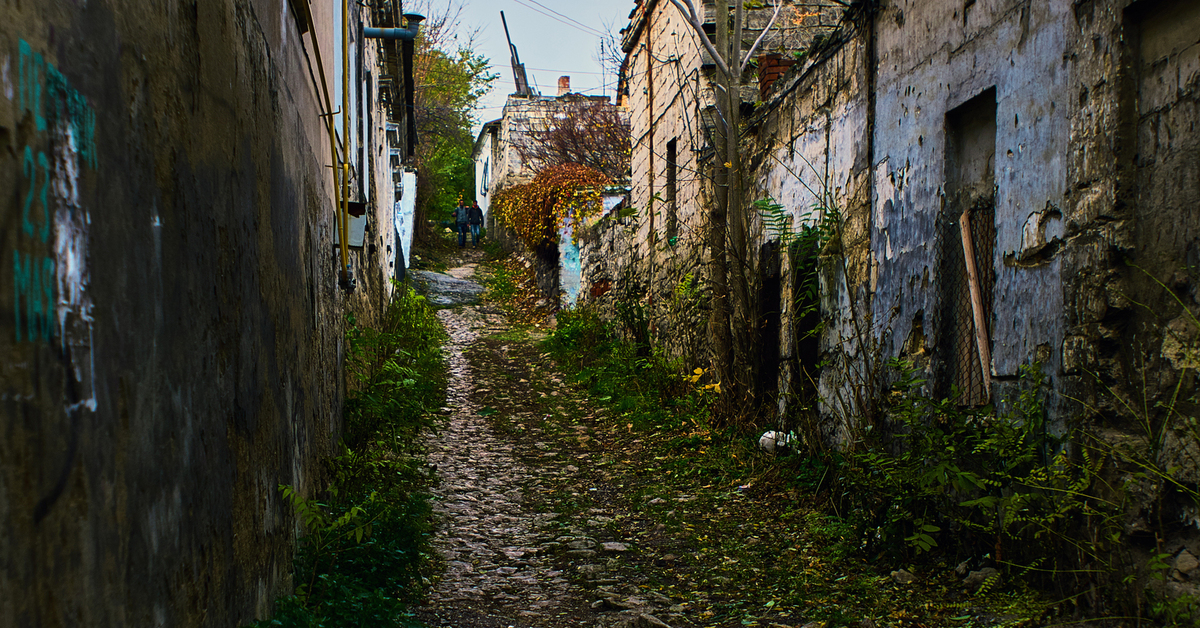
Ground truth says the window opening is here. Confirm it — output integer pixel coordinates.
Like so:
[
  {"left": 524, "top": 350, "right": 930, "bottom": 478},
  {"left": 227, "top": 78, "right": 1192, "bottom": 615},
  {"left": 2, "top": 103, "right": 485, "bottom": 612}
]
[{"left": 939, "top": 88, "right": 997, "bottom": 406}]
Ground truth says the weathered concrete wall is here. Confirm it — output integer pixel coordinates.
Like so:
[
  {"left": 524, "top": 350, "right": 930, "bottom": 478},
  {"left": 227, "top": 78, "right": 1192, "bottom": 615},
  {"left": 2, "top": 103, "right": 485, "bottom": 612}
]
[
  {"left": 745, "top": 23, "right": 872, "bottom": 432},
  {"left": 868, "top": 0, "right": 1072, "bottom": 417},
  {"left": 607, "top": 0, "right": 1200, "bottom": 447},
  {"left": 0, "top": 0, "right": 403, "bottom": 625}
]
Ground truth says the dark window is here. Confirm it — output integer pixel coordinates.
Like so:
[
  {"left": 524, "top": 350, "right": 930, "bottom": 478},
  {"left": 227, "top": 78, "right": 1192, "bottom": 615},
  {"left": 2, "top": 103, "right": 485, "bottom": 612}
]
[{"left": 939, "top": 87, "right": 997, "bottom": 406}]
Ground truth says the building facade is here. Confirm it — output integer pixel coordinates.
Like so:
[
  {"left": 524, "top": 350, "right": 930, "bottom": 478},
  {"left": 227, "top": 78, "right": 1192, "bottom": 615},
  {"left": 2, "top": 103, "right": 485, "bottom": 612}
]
[
  {"left": 594, "top": 0, "right": 1200, "bottom": 485},
  {"left": 0, "top": 0, "right": 418, "bottom": 625}
]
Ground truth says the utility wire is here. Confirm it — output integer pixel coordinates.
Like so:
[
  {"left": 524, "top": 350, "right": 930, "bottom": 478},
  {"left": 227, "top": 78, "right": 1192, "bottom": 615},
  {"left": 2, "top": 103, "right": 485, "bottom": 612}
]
[
  {"left": 509, "top": 0, "right": 606, "bottom": 39},
  {"left": 487, "top": 64, "right": 608, "bottom": 76},
  {"left": 518, "top": 0, "right": 607, "bottom": 38}
]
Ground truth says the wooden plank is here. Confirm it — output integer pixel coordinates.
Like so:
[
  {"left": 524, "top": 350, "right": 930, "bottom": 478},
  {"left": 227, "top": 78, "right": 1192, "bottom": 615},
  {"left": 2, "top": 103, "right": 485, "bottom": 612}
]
[{"left": 959, "top": 209, "right": 992, "bottom": 398}]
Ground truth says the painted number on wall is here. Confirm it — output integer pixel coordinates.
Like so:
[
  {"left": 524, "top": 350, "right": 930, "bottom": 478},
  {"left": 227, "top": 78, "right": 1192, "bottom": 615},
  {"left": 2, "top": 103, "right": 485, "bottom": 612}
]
[{"left": 11, "top": 39, "right": 98, "bottom": 344}]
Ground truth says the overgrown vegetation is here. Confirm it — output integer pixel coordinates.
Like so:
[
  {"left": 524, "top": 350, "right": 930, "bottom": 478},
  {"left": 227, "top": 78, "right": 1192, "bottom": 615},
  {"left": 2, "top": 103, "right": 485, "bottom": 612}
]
[
  {"left": 250, "top": 288, "right": 446, "bottom": 627},
  {"left": 536, "top": 302, "right": 1054, "bottom": 625},
  {"left": 490, "top": 163, "right": 611, "bottom": 254},
  {"left": 546, "top": 307, "right": 716, "bottom": 433},
  {"left": 836, "top": 363, "right": 1109, "bottom": 582}
]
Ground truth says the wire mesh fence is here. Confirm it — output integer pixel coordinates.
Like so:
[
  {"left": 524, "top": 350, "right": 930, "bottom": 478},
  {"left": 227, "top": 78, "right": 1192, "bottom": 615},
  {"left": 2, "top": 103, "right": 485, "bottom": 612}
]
[{"left": 936, "top": 200, "right": 996, "bottom": 406}]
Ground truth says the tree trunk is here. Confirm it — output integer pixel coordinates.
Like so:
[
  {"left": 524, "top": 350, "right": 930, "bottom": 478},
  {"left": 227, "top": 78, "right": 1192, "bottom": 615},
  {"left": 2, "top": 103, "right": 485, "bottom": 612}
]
[
  {"left": 727, "top": 2, "right": 757, "bottom": 412},
  {"left": 708, "top": 0, "right": 734, "bottom": 404}
]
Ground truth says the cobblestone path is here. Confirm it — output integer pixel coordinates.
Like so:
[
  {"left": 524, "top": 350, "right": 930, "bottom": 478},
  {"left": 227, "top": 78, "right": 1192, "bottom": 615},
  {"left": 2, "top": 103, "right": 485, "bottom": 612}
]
[{"left": 414, "top": 257, "right": 684, "bottom": 628}]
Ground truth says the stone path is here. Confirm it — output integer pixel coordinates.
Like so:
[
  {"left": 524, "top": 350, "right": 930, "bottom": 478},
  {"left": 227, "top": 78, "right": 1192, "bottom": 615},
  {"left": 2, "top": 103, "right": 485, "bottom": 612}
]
[
  {"left": 414, "top": 256, "right": 683, "bottom": 628},
  {"left": 418, "top": 302, "right": 583, "bottom": 627}
]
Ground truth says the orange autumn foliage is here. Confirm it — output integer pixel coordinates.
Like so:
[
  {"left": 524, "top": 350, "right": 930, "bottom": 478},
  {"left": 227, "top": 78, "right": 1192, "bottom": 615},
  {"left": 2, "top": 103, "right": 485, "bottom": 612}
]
[{"left": 491, "top": 164, "right": 610, "bottom": 252}]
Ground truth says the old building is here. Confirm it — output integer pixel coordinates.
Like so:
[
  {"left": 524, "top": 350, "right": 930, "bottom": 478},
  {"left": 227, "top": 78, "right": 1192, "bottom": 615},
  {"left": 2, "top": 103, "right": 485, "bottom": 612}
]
[
  {"left": 586, "top": 3, "right": 1200, "bottom": 588},
  {"left": 592, "top": 0, "right": 1200, "bottom": 444},
  {"left": 474, "top": 77, "right": 630, "bottom": 302},
  {"left": 0, "top": 0, "right": 419, "bottom": 625},
  {"left": 578, "top": 0, "right": 846, "bottom": 363}
]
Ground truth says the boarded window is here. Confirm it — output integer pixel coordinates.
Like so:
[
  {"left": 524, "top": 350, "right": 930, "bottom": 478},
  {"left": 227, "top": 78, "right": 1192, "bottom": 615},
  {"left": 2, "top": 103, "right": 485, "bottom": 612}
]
[{"left": 939, "top": 88, "right": 997, "bottom": 406}]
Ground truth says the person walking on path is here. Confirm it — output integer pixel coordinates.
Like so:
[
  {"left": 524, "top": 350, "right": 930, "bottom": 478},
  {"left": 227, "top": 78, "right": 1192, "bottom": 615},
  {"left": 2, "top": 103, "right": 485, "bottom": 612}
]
[
  {"left": 466, "top": 201, "right": 484, "bottom": 248},
  {"left": 451, "top": 201, "right": 470, "bottom": 247}
]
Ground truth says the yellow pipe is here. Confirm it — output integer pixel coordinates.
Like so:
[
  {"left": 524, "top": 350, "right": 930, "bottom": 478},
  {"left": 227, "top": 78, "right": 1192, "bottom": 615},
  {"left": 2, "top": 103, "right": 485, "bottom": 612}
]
[
  {"left": 340, "top": 0, "right": 351, "bottom": 284},
  {"left": 296, "top": 0, "right": 348, "bottom": 284}
]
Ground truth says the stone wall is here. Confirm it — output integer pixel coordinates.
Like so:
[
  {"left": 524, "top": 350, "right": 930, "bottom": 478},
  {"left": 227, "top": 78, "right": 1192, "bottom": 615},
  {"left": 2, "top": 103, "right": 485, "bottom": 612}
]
[
  {"left": 594, "top": 0, "right": 1200, "bottom": 607},
  {"left": 0, "top": 0, "right": 404, "bottom": 625},
  {"left": 744, "top": 20, "right": 872, "bottom": 433},
  {"left": 588, "top": 0, "right": 850, "bottom": 364},
  {"left": 604, "top": 0, "right": 1200, "bottom": 452}
]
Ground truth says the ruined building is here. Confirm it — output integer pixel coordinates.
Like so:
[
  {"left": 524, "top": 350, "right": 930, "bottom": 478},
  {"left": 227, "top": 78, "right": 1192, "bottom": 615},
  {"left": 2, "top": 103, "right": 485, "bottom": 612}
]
[
  {"left": 0, "top": 0, "right": 419, "bottom": 624},
  {"left": 583, "top": 0, "right": 1200, "bottom": 551}
]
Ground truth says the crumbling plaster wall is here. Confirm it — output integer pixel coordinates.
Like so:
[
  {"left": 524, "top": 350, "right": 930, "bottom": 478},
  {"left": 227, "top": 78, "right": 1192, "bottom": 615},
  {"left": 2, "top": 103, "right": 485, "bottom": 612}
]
[
  {"left": 351, "top": 32, "right": 402, "bottom": 316},
  {"left": 747, "top": 0, "right": 1200, "bottom": 454},
  {"left": 868, "top": 0, "right": 1072, "bottom": 416},
  {"left": 746, "top": 26, "right": 872, "bottom": 429},
  {"left": 604, "top": 0, "right": 1200, "bottom": 447},
  {"left": 0, "top": 0, "right": 398, "bottom": 625}
]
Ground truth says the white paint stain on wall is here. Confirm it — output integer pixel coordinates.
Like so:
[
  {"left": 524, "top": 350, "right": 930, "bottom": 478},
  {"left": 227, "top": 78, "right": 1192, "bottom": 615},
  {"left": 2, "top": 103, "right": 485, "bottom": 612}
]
[
  {"left": 2, "top": 54, "right": 11, "bottom": 101},
  {"left": 397, "top": 169, "right": 417, "bottom": 269},
  {"left": 52, "top": 124, "right": 96, "bottom": 411}
]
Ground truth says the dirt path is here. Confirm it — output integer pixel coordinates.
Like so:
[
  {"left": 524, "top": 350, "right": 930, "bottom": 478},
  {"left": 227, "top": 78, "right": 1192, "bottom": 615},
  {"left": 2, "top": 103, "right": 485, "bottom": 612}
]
[{"left": 414, "top": 255, "right": 682, "bottom": 628}]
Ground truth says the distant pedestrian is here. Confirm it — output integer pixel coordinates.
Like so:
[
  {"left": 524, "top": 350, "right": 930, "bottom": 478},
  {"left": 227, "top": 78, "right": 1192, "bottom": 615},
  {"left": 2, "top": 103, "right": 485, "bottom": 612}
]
[
  {"left": 452, "top": 201, "right": 469, "bottom": 247},
  {"left": 467, "top": 201, "right": 484, "bottom": 247}
]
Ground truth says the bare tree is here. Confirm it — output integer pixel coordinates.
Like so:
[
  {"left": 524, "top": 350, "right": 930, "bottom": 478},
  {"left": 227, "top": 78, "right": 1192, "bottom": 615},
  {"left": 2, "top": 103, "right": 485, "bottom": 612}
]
[
  {"left": 667, "top": 0, "right": 781, "bottom": 418},
  {"left": 513, "top": 100, "right": 631, "bottom": 181}
]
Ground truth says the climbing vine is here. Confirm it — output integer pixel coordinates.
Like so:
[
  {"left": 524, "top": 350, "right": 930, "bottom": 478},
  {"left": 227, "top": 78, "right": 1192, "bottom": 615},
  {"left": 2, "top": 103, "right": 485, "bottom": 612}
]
[{"left": 491, "top": 163, "right": 610, "bottom": 252}]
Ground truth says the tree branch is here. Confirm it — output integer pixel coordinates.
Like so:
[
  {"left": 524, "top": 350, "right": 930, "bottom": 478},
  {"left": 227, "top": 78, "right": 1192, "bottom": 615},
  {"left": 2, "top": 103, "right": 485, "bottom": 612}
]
[
  {"left": 740, "top": 2, "right": 782, "bottom": 75},
  {"left": 667, "top": 0, "right": 734, "bottom": 79}
]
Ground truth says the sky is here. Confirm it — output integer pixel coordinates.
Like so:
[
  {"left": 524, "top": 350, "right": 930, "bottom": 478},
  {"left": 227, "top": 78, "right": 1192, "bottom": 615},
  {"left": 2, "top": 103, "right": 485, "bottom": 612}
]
[{"left": 449, "top": 0, "right": 637, "bottom": 134}]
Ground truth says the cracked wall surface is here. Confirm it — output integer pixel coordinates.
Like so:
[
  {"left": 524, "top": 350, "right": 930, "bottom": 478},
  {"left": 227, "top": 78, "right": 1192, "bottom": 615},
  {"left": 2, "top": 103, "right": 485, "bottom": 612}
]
[{"left": 602, "top": 0, "right": 1200, "bottom": 447}]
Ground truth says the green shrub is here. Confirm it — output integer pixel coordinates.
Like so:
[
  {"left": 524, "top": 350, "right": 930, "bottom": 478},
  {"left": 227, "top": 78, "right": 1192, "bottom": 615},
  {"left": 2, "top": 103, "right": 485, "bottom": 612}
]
[
  {"left": 249, "top": 288, "right": 445, "bottom": 628},
  {"left": 546, "top": 305, "right": 710, "bottom": 432},
  {"left": 836, "top": 360, "right": 1116, "bottom": 588},
  {"left": 343, "top": 287, "right": 447, "bottom": 449}
]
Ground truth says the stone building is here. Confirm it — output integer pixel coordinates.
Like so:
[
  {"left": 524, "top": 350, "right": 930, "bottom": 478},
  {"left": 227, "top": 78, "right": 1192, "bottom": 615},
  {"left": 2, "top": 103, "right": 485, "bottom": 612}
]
[
  {"left": 578, "top": 0, "right": 846, "bottom": 363},
  {"left": 474, "top": 78, "right": 630, "bottom": 301},
  {"left": 0, "top": 0, "right": 419, "bottom": 625},
  {"left": 582, "top": 0, "right": 1200, "bottom": 603},
  {"left": 590, "top": 0, "right": 1200, "bottom": 538}
]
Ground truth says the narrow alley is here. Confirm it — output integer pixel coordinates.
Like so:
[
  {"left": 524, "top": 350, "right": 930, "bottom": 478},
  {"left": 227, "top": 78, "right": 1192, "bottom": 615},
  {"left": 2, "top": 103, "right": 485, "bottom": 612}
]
[
  {"left": 414, "top": 252, "right": 686, "bottom": 628},
  {"left": 5, "top": 0, "right": 1200, "bottom": 626}
]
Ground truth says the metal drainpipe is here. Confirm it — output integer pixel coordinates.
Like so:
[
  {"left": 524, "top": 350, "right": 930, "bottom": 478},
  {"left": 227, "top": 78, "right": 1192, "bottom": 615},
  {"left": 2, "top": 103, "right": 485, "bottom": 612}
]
[{"left": 363, "top": 14, "right": 424, "bottom": 40}]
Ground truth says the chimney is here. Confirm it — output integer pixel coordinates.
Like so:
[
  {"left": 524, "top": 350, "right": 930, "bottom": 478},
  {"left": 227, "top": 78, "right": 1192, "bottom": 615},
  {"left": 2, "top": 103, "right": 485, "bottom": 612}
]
[
  {"left": 757, "top": 53, "right": 798, "bottom": 101},
  {"left": 557, "top": 76, "right": 570, "bottom": 96}
]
